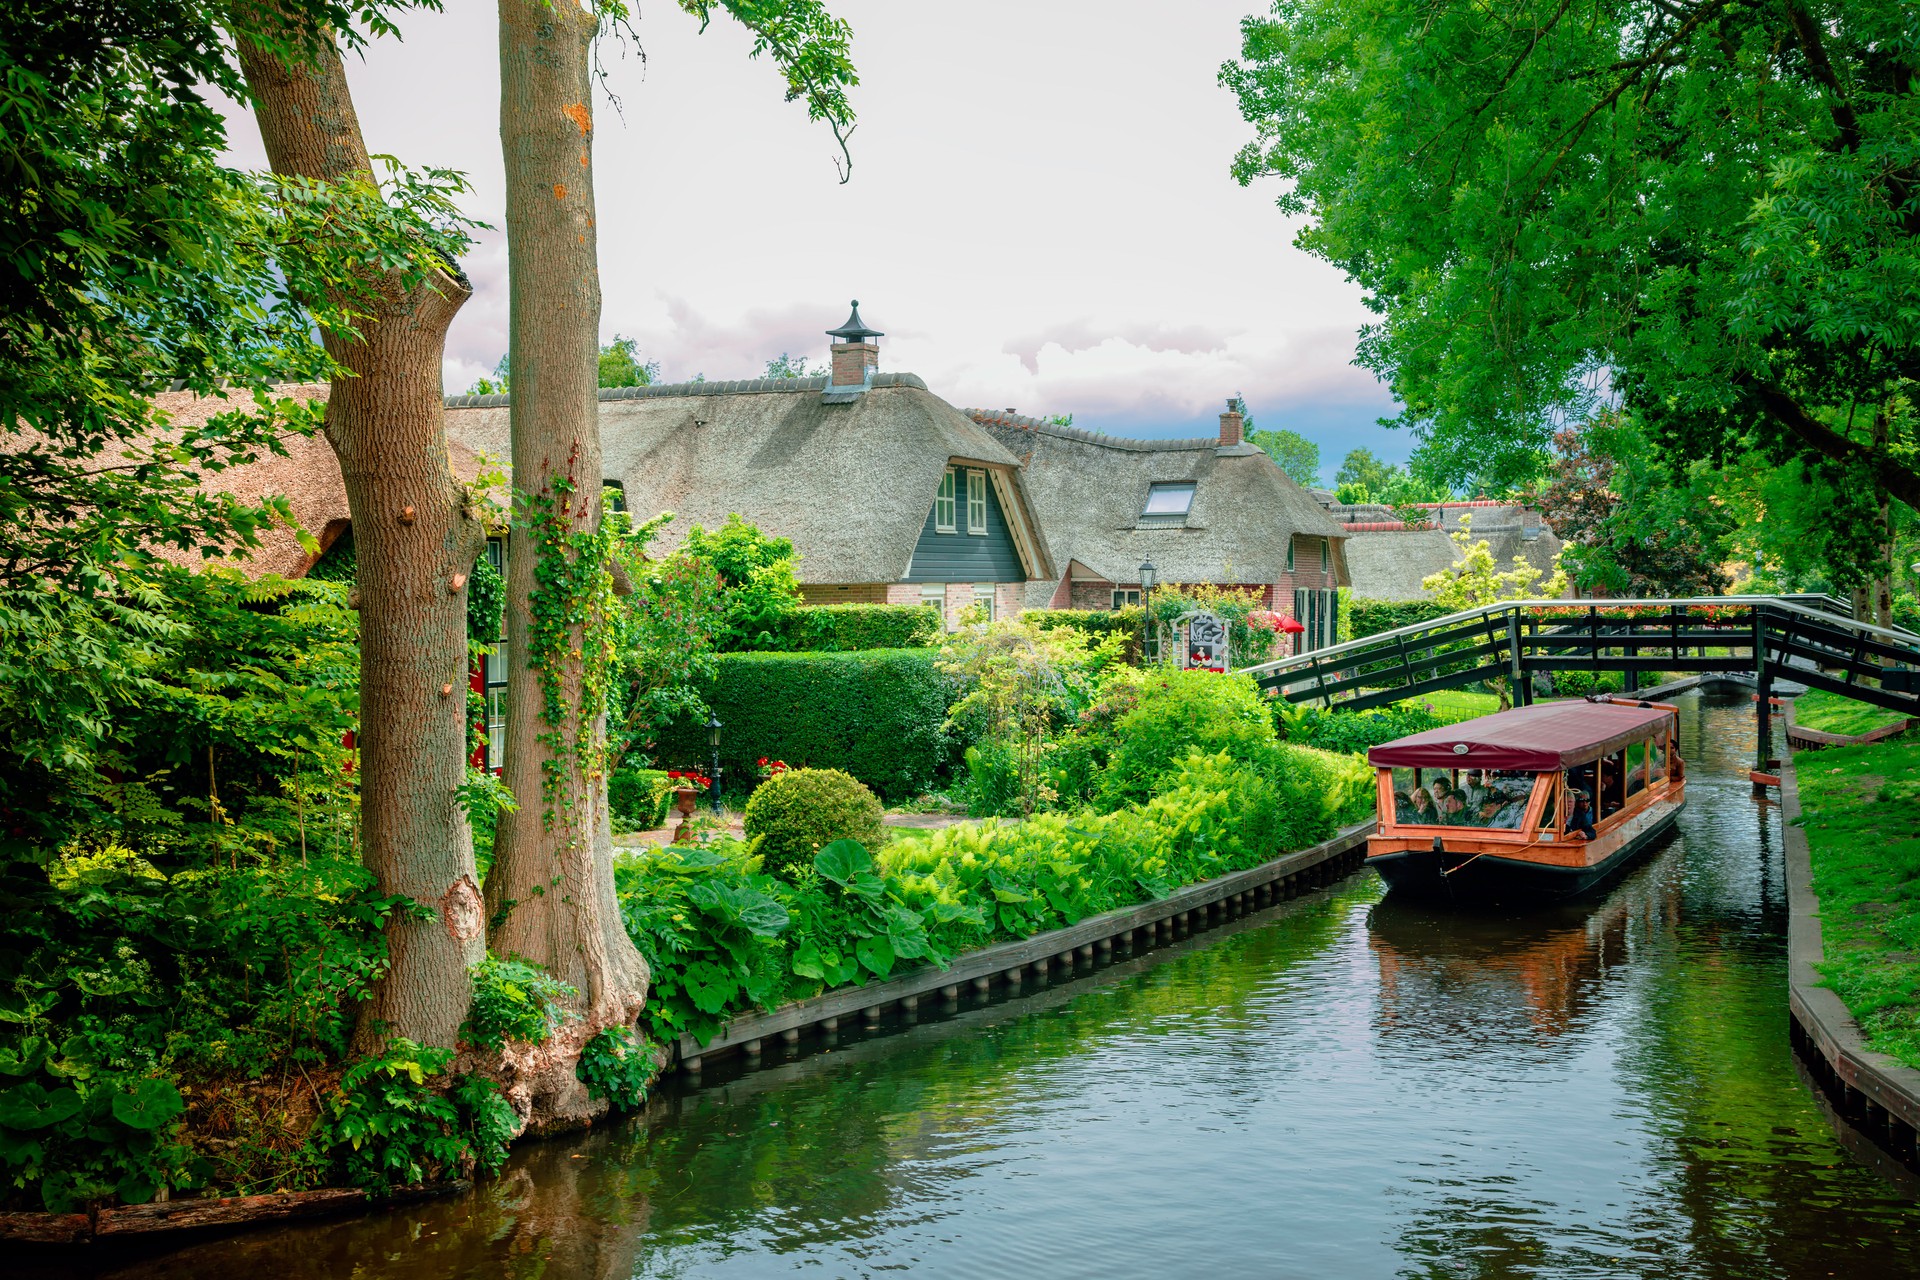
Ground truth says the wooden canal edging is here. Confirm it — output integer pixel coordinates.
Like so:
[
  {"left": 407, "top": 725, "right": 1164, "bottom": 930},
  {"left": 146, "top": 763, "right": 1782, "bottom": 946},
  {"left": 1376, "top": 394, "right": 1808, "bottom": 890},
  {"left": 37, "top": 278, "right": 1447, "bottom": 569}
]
[
  {"left": 1778, "top": 730, "right": 1920, "bottom": 1172},
  {"left": 673, "top": 819, "right": 1375, "bottom": 1075}
]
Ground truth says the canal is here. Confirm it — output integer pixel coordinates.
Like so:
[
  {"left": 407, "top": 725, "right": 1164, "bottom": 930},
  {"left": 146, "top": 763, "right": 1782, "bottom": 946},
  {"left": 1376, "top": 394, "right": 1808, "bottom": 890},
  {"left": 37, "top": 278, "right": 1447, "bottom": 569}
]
[{"left": 70, "top": 690, "right": 1920, "bottom": 1278}]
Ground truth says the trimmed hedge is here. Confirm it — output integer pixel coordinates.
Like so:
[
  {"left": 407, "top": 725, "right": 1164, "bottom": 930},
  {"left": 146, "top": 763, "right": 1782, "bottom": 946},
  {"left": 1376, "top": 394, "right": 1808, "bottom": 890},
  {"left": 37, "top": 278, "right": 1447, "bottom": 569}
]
[
  {"left": 1349, "top": 598, "right": 1450, "bottom": 638},
  {"left": 654, "top": 649, "right": 951, "bottom": 800},
  {"left": 609, "top": 767, "right": 674, "bottom": 833},
  {"left": 764, "top": 603, "right": 942, "bottom": 652},
  {"left": 742, "top": 767, "right": 886, "bottom": 878}
]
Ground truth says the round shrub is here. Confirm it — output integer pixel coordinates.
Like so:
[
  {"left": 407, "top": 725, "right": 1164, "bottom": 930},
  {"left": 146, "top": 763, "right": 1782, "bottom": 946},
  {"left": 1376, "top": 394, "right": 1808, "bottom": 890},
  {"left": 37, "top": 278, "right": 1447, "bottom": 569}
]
[
  {"left": 1095, "top": 669, "right": 1281, "bottom": 810},
  {"left": 743, "top": 767, "right": 886, "bottom": 878}
]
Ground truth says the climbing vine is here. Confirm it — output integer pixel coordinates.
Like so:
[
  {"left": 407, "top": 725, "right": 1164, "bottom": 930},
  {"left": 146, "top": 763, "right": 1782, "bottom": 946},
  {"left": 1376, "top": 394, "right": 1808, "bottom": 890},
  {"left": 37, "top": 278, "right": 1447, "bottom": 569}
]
[{"left": 520, "top": 463, "right": 621, "bottom": 829}]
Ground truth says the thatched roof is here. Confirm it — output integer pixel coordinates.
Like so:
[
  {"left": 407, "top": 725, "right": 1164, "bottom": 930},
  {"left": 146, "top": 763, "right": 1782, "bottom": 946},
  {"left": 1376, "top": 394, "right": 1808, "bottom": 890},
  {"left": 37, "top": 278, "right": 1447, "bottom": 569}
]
[
  {"left": 969, "top": 410, "right": 1347, "bottom": 605},
  {"left": 1331, "top": 501, "right": 1566, "bottom": 600},
  {"left": 443, "top": 374, "right": 1049, "bottom": 585},
  {"left": 141, "top": 385, "right": 481, "bottom": 578}
]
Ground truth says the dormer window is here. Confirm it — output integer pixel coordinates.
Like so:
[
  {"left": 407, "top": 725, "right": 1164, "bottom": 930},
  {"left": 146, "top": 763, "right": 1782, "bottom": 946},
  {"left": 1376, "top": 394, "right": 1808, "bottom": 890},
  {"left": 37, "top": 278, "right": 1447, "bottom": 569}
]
[
  {"left": 1142, "top": 481, "right": 1195, "bottom": 522},
  {"left": 966, "top": 469, "right": 988, "bottom": 535},
  {"left": 935, "top": 468, "right": 957, "bottom": 533}
]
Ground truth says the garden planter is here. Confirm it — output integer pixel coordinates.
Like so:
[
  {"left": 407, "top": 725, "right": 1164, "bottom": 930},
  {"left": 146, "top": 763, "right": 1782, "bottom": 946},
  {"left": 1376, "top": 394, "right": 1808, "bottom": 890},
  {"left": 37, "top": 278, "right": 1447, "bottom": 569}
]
[{"left": 673, "top": 786, "right": 699, "bottom": 816}]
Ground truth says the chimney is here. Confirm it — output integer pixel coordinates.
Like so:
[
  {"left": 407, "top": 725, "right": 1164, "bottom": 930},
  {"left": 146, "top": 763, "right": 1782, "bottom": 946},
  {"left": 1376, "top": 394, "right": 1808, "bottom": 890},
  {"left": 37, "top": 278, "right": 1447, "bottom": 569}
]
[
  {"left": 1219, "top": 397, "right": 1244, "bottom": 447},
  {"left": 826, "top": 299, "right": 883, "bottom": 390}
]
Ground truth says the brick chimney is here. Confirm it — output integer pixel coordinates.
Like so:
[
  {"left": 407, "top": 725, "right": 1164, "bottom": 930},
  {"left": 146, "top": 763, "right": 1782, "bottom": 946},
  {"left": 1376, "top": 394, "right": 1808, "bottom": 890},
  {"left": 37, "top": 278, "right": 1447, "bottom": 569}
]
[
  {"left": 826, "top": 299, "right": 883, "bottom": 389},
  {"left": 1219, "top": 397, "right": 1244, "bottom": 447}
]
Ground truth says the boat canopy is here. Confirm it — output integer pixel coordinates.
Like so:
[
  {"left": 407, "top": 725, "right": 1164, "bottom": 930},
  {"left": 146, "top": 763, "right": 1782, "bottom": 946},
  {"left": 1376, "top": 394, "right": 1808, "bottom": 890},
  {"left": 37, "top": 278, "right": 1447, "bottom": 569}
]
[{"left": 1367, "top": 700, "right": 1675, "bottom": 771}]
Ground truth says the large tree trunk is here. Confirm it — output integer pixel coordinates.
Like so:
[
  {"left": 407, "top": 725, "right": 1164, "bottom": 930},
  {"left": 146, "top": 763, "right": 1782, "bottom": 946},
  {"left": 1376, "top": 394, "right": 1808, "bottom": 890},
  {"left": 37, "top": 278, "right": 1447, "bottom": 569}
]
[
  {"left": 239, "top": 33, "right": 487, "bottom": 1052},
  {"left": 487, "top": 0, "right": 649, "bottom": 1067}
]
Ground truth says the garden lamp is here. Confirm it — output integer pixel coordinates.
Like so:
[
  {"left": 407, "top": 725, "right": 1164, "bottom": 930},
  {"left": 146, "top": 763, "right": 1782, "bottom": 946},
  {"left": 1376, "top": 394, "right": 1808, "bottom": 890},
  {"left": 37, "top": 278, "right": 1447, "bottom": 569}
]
[
  {"left": 1139, "top": 559, "right": 1157, "bottom": 662},
  {"left": 706, "top": 714, "right": 723, "bottom": 815}
]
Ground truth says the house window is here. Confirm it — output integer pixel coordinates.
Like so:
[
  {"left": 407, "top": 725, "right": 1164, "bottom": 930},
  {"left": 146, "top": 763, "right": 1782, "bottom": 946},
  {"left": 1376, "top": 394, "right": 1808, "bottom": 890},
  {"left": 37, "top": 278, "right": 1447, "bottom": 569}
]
[
  {"left": 919, "top": 583, "right": 948, "bottom": 627},
  {"left": 966, "top": 469, "right": 987, "bottom": 535},
  {"left": 482, "top": 536, "right": 509, "bottom": 771},
  {"left": 1142, "top": 481, "right": 1196, "bottom": 521},
  {"left": 1320, "top": 538, "right": 1330, "bottom": 573},
  {"left": 972, "top": 584, "right": 996, "bottom": 621},
  {"left": 1112, "top": 589, "right": 1141, "bottom": 609},
  {"left": 1294, "top": 588, "right": 1339, "bottom": 653},
  {"left": 934, "top": 469, "right": 957, "bottom": 533},
  {"left": 1286, "top": 539, "right": 1296, "bottom": 574}
]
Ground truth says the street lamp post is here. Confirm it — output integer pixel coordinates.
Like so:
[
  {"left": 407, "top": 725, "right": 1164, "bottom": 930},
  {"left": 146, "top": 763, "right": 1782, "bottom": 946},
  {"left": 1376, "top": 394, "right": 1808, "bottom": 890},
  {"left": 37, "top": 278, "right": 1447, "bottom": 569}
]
[
  {"left": 706, "top": 714, "right": 724, "bottom": 815},
  {"left": 1139, "top": 559, "right": 1157, "bottom": 663}
]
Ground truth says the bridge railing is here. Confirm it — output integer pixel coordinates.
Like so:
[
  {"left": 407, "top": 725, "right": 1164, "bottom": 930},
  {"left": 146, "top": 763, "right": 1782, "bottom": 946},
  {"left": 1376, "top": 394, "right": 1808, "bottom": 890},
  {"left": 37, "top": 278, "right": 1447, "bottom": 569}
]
[{"left": 1239, "top": 596, "right": 1920, "bottom": 726}]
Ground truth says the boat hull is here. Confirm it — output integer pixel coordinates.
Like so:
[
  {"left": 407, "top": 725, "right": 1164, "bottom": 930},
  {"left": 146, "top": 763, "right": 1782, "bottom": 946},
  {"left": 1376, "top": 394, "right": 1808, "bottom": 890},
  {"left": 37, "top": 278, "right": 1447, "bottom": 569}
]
[{"left": 1368, "top": 801, "right": 1682, "bottom": 903}]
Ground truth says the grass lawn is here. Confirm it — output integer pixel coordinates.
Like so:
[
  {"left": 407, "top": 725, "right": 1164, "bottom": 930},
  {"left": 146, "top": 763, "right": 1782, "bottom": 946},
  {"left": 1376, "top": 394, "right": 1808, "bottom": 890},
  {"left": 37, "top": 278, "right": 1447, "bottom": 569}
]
[
  {"left": 1796, "top": 735, "right": 1920, "bottom": 1070},
  {"left": 1794, "top": 688, "right": 1913, "bottom": 737},
  {"left": 1394, "top": 688, "right": 1502, "bottom": 723}
]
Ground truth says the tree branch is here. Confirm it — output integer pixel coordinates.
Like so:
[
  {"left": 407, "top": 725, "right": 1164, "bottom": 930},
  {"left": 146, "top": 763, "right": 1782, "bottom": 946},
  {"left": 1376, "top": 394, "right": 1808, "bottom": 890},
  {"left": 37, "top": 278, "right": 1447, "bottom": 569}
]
[
  {"left": 1748, "top": 379, "right": 1920, "bottom": 509},
  {"left": 1783, "top": 2, "right": 1861, "bottom": 151}
]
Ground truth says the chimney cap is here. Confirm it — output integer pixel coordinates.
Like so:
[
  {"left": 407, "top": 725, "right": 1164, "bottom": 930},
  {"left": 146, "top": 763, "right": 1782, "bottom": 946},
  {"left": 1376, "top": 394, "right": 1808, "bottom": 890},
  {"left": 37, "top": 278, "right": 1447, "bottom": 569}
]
[{"left": 826, "top": 299, "right": 884, "bottom": 342}]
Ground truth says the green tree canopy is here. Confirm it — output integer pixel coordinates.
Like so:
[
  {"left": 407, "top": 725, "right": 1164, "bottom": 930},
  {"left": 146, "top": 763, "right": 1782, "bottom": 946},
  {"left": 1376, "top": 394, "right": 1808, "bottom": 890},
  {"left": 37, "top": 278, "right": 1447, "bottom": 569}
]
[
  {"left": 1223, "top": 0, "right": 1919, "bottom": 508},
  {"left": 1249, "top": 427, "right": 1322, "bottom": 487}
]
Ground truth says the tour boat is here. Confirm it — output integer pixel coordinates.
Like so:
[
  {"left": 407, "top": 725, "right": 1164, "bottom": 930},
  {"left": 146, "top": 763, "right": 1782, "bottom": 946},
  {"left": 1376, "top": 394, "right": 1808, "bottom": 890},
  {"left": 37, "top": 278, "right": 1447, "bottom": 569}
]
[{"left": 1364, "top": 696, "right": 1686, "bottom": 900}]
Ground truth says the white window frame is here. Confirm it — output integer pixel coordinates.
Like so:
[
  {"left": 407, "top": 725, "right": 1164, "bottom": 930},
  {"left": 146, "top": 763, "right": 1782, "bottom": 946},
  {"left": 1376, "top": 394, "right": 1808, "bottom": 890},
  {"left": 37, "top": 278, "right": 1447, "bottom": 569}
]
[
  {"left": 934, "top": 468, "right": 957, "bottom": 533},
  {"left": 965, "top": 470, "right": 988, "bottom": 535},
  {"left": 972, "top": 584, "right": 996, "bottom": 621},
  {"left": 919, "top": 583, "right": 948, "bottom": 628},
  {"left": 1142, "top": 481, "right": 1196, "bottom": 519}
]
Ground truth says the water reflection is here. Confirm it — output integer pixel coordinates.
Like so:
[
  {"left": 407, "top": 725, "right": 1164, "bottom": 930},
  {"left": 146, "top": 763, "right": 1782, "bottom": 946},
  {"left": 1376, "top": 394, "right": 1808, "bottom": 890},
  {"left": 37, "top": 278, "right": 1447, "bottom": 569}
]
[{"left": 44, "top": 691, "right": 1920, "bottom": 1280}]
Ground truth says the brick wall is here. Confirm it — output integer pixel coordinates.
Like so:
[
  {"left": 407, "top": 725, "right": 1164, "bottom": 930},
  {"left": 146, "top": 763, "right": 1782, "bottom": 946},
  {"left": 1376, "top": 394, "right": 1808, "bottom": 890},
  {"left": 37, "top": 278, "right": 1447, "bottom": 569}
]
[
  {"left": 801, "top": 583, "right": 887, "bottom": 605},
  {"left": 1069, "top": 579, "right": 1119, "bottom": 610},
  {"left": 830, "top": 340, "right": 877, "bottom": 387}
]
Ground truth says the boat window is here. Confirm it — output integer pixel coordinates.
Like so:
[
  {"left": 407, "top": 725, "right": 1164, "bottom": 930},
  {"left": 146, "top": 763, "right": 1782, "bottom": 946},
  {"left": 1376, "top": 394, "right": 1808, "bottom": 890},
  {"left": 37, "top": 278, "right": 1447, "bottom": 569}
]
[
  {"left": 1388, "top": 767, "right": 1430, "bottom": 824},
  {"left": 1536, "top": 774, "right": 1557, "bottom": 832},
  {"left": 1599, "top": 749, "right": 1628, "bottom": 818},
  {"left": 1564, "top": 770, "right": 1597, "bottom": 838},
  {"left": 1626, "top": 740, "right": 1650, "bottom": 797},
  {"left": 1455, "top": 770, "right": 1535, "bottom": 829},
  {"left": 1648, "top": 735, "right": 1668, "bottom": 785}
]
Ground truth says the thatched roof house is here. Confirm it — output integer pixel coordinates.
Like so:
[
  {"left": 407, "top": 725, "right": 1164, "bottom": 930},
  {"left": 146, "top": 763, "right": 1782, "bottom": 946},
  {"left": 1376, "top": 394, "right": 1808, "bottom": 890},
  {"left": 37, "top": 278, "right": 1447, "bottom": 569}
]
[
  {"left": 971, "top": 401, "right": 1351, "bottom": 649},
  {"left": 444, "top": 311, "right": 1052, "bottom": 625}
]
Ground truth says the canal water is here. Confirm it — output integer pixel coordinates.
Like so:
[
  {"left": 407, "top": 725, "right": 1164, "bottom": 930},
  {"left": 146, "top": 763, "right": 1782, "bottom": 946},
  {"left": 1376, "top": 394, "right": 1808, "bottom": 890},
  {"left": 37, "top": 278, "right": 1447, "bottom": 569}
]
[{"left": 73, "top": 690, "right": 1920, "bottom": 1278}]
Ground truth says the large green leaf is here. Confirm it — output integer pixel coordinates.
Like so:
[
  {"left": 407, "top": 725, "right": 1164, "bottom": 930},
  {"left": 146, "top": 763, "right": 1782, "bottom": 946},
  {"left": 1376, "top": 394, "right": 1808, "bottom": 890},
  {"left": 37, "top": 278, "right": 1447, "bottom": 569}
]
[
  {"left": 110, "top": 1077, "right": 184, "bottom": 1131},
  {"left": 0, "top": 1083, "right": 83, "bottom": 1131},
  {"left": 814, "top": 839, "right": 872, "bottom": 886},
  {"left": 854, "top": 934, "right": 894, "bottom": 978}
]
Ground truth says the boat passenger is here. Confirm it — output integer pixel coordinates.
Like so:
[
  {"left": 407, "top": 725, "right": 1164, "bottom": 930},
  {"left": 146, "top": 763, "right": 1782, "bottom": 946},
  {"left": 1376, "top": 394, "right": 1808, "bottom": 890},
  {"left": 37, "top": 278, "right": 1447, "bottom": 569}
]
[
  {"left": 1568, "top": 789, "right": 1597, "bottom": 841},
  {"left": 1430, "top": 777, "right": 1465, "bottom": 819},
  {"left": 1406, "top": 788, "right": 1437, "bottom": 823},
  {"left": 1393, "top": 791, "right": 1415, "bottom": 823}
]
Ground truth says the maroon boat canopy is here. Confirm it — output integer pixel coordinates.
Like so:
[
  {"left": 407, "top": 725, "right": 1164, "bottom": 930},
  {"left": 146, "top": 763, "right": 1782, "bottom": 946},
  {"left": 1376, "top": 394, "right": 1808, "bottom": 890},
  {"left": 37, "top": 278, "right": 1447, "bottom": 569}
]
[{"left": 1367, "top": 700, "right": 1676, "bottom": 771}]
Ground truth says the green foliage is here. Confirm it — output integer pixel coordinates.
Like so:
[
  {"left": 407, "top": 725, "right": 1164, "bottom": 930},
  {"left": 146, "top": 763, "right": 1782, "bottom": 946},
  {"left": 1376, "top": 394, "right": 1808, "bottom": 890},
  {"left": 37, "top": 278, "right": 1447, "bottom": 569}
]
[
  {"left": 598, "top": 335, "right": 659, "bottom": 388},
  {"left": 1249, "top": 426, "right": 1322, "bottom": 488},
  {"left": 763, "top": 353, "right": 817, "bottom": 379},
  {"left": 1349, "top": 598, "right": 1451, "bottom": 638},
  {"left": 1223, "top": 0, "right": 1920, "bottom": 509},
  {"left": 676, "top": 0, "right": 861, "bottom": 180},
  {"left": 940, "top": 616, "right": 1126, "bottom": 816},
  {"left": 609, "top": 767, "right": 675, "bottom": 834},
  {"left": 462, "top": 957, "right": 576, "bottom": 1053},
  {"left": 1096, "top": 670, "right": 1281, "bottom": 809},
  {"left": 743, "top": 768, "right": 886, "bottom": 879},
  {"left": 608, "top": 509, "right": 725, "bottom": 772},
  {"left": 615, "top": 844, "right": 792, "bottom": 1045},
  {"left": 576, "top": 1027, "right": 655, "bottom": 1113},
  {"left": 656, "top": 649, "right": 952, "bottom": 800},
  {"left": 310, "top": 1042, "right": 516, "bottom": 1194},
  {"left": 1526, "top": 419, "right": 1733, "bottom": 596},
  {"left": 767, "top": 604, "right": 943, "bottom": 652},
  {"left": 1421, "top": 515, "right": 1571, "bottom": 612},
  {"left": 675, "top": 514, "right": 803, "bottom": 651},
  {"left": 1279, "top": 703, "right": 1445, "bottom": 755},
  {"left": 467, "top": 551, "right": 506, "bottom": 644}
]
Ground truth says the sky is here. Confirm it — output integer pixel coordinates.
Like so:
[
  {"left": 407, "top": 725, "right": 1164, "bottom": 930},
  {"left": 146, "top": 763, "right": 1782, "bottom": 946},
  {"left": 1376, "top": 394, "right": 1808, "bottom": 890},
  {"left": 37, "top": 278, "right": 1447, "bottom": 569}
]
[{"left": 221, "top": 1, "right": 1408, "bottom": 474}]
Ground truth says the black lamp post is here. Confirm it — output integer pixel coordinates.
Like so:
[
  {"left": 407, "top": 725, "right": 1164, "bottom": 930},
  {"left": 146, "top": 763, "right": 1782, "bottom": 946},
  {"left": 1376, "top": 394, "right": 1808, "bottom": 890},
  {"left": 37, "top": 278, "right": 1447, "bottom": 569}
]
[
  {"left": 1139, "top": 559, "right": 1157, "bottom": 662},
  {"left": 706, "top": 713, "right": 723, "bottom": 815}
]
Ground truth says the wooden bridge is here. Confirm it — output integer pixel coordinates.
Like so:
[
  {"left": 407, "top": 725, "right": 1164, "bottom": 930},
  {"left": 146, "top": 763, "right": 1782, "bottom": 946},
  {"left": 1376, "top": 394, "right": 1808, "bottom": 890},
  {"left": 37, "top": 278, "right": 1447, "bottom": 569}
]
[{"left": 1239, "top": 595, "right": 1920, "bottom": 763}]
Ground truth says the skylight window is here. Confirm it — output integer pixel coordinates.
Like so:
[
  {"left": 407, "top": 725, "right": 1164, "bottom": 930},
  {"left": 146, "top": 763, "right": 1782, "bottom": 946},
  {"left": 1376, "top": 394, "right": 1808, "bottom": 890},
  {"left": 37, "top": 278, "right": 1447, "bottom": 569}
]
[{"left": 1142, "top": 482, "right": 1196, "bottom": 519}]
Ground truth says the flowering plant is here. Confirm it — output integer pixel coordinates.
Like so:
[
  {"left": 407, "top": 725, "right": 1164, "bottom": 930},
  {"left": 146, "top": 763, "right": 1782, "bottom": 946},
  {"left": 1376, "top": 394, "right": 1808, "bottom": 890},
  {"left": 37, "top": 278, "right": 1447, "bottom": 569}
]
[
  {"left": 666, "top": 769, "right": 712, "bottom": 792},
  {"left": 756, "top": 756, "right": 791, "bottom": 781}
]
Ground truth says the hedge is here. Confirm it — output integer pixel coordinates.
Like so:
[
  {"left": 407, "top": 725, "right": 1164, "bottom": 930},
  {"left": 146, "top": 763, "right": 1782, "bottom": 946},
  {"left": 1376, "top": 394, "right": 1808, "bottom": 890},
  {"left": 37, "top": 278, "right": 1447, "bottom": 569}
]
[
  {"left": 653, "top": 649, "right": 952, "bottom": 800},
  {"left": 1349, "top": 598, "right": 1451, "bottom": 639},
  {"left": 762, "top": 603, "right": 942, "bottom": 652}
]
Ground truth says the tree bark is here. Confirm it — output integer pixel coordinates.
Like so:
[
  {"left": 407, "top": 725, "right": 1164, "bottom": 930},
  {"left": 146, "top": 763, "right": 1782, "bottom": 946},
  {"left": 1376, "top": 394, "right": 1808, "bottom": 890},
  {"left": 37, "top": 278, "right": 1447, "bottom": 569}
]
[
  {"left": 238, "top": 32, "right": 487, "bottom": 1051},
  {"left": 487, "top": 0, "right": 649, "bottom": 1053}
]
